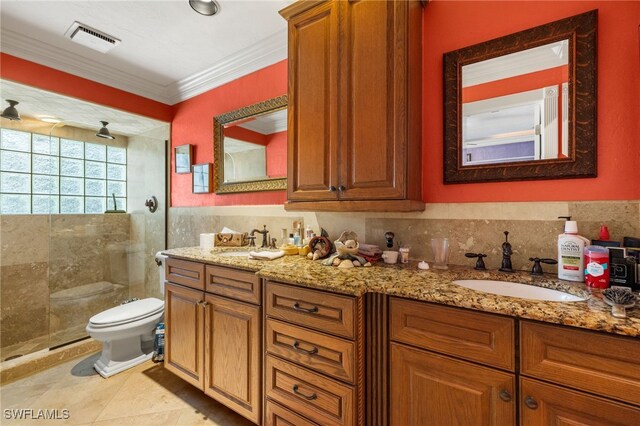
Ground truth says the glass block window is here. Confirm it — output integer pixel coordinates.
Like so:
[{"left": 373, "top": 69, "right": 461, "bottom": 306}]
[{"left": 0, "top": 128, "right": 127, "bottom": 214}]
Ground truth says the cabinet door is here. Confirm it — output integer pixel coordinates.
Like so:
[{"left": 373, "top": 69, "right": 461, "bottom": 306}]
[
  {"left": 287, "top": 0, "right": 340, "bottom": 201},
  {"left": 339, "top": 0, "right": 413, "bottom": 200},
  {"left": 164, "top": 283, "right": 205, "bottom": 389},
  {"left": 520, "top": 378, "right": 640, "bottom": 426},
  {"left": 204, "top": 294, "right": 261, "bottom": 424},
  {"left": 390, "top": 343, "right": 515, "bottom": 426}
]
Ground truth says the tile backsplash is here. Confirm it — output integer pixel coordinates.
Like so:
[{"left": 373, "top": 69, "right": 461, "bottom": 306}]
[{"left": 169, "top": 200, "right": 639, "bottom": 273}]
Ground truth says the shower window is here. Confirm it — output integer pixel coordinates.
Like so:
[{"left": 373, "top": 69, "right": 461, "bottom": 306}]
[{"left": 0, "top": 128, "right": 127, "bottom": 214}]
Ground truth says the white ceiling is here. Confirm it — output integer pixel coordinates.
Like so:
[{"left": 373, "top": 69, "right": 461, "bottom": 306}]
[
  {"left": 463, "top": 40, "right": 568, "bottom": 87},
  {"left": 238, "top": 108, "right": 287, "bottom": 134},
  {"left": 1, "top": 79, "right": 169, "bottom": 136},
  {"left": 0, "top": 0, "right": 293, "bottom": 105}
]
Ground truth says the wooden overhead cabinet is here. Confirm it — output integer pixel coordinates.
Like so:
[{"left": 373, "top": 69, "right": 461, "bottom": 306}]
[{"left": 281, "top": 0, "right": 424, "bottom": 212}]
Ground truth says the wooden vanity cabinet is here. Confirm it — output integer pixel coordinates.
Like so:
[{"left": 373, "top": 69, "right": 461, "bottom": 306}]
[
  {"left": 389, "top": 298, "right": 516, "bottom": 425},
  {"left": 164, "top": 259, "right": 262, "bottom": 424},
  {"left": 263, "top": 281, "right": 364, "bottom": 426},
  {"left": 280, "top": 0, "right": 424, "bottom": 212},
  {"left": 519, "top": 321, "right": 640, "bottom": 425}
]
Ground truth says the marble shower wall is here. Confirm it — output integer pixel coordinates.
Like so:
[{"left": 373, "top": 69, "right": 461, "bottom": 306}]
[
  {"left": 168, "top": 201, "right": 639, "bottom": 274},
  {"left": 0, "top": 214, "right": 131, "bottom": 359}
]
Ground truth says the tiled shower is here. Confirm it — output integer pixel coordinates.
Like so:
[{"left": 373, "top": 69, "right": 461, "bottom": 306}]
[{"left": 0, "top": 121, "right": 168, "bottom": 362}]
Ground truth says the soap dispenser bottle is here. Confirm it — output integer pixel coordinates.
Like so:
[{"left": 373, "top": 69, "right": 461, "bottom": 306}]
[{"left": 557, "top": 216, "right": 590, "bottom": 282}]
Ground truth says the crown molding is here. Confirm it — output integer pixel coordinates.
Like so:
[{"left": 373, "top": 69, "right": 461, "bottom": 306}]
[
  {"left": 166, "top": 30, "right": 287, "bottom": 104},
  {"left": 0, "top": 28, "right": 172, "bottom": 104},
  {"left": 1, "top": 28, "right": 287, "bottom": 106}
]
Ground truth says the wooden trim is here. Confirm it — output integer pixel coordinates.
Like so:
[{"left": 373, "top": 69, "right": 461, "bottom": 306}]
[
  {"left": 265, "top": 355, "right": 355, "bottom": 426},
  {"left": 279, "top": 0, "right": 328, "bottom": 20},
  {"left": 265, "top": 400, "right": 318, "bottom": 426},
  {"left": 265, "top": 281, "right": 356, "bottom": 339},
  {"left": 165, "top": 257, "right": 205, "bottom": 291},
  {"left": 284, "top": 199, "right": 425, "bottom": 212},
  {"left": 203, "top": 294, "right": 261, "bottom": 424},
  {"left": 520, "top": 321, "right": 640, "bottom": 407},
  {"left": 443, "top": 10, "right": 597, "bottom": 183},
  {"left": 164, "top": 283, "right": 205, "bottom": 389},
  {"left": 205, "top": 265, "right": 261, "bottom": 305},
  {"left": 520, "top": 377, "right": 640, "bottom": 425},
  {"left": 265, "top": 318, "right": 357, "bottom": 383},
  {"left": 389, "top": 298, "right": 515, "bottom": 371},
  {"left": 365, "top": 293, "right": 388, "bottom": 426}
]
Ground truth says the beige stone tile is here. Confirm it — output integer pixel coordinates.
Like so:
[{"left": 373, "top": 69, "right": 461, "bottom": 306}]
[
  {"left": 93, "top": 365, "right": 197, "bottom": 421},
  {"left": 0, "top": 381, "right": 57, "bottom": 409},
  {"left": 1, "top": 262, "right": 49, "bottom": 351},
  {"left": 0, "top": 215, "right": 49, "bottom": 266},
  {"left": 91, "top": 409, "right": 181, "bottom": 426},
  {"left": 21, "top": 366, "right": 130, "bottom": 425},
  {"left": 176, "top": 404, "right": 255, "bottom": 426}
]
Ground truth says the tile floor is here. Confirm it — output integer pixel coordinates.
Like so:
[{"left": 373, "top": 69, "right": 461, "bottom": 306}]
[{"left": 0, "top": 352, "right": 254, "bottom": 425}]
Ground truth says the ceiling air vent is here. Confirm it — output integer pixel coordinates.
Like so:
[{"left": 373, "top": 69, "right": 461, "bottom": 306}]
[{"left": 65, "top": 22, "right": 120, "bottom": 53}]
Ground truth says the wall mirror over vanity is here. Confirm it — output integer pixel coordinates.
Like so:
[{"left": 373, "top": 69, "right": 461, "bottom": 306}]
[
  {"left": 213, "top": 95, "right": 288, "bottom": 194},
  {"left": 444, "top": 10, "right": 597, "bottom": 183}
]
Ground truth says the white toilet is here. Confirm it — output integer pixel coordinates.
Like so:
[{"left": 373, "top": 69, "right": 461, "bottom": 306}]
[{"left": 86, "top": 252, "right": 167, "bottom": 378}]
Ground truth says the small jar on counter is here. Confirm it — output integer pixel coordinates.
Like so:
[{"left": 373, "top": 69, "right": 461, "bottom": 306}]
[{"left": 399, "top": 247, "right": 410, "bottom": 264}]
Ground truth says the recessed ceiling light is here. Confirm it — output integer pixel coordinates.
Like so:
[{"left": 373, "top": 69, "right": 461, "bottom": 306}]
[{"left": 189, "top": 0, "right": 220, "bottom": 16}]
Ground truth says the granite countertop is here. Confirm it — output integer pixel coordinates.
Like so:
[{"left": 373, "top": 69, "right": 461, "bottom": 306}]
[{"left": 162, "top": 247, "right": 640, "bottom": 338}]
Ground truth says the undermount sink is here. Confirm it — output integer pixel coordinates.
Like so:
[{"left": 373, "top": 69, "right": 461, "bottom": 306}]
[
  {"left": 217, "top": 251, "right": 251, "bottom": 257},
  {"left": 453, "top": 279, "right": 587, "bottom": 302}
]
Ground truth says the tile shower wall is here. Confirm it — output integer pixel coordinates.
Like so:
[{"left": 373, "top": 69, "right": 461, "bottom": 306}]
[
  {"left": 0, "top": 214, "right": 130, "bottom": 359},
  {"left": 168, "top": 201, "right": 639, "bottom": 274}
]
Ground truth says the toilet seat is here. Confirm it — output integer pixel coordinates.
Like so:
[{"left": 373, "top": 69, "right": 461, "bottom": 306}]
[{"left": 89, "top": 298, "right": 164, "bottom": 328}]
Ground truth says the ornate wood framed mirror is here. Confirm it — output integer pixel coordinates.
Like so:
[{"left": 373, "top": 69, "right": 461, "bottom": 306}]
[
  {"left": 213, "top": 95, "right": 287, "bottom": 194},
  {"left": 443, "top": 10, "right": 597, "bottom": 184}
]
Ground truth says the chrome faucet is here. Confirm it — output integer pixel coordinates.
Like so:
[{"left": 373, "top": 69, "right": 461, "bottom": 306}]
[
  {"left": 250, "top": 225, "right": 269, "bottom": 249},
  {"left": 499, "top": 231, "right": 514, "bottom": 272}
]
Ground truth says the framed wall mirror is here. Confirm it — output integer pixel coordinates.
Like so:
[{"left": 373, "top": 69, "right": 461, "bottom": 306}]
[
  {"left": 443, "top": 10, "right": 597, "bottom": 183},
  {"left": 213, "top": 95, "right": 287, "bottom": 193}
]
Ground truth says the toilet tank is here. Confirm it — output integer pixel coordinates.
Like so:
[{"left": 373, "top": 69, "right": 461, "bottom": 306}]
[{"left": 154, "top": 252, "right": 168, "bottom": 296}]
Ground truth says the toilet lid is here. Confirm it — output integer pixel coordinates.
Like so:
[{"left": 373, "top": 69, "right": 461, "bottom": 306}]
[{"left": 89, "top": 298, "right": 164, "bottom": 327}]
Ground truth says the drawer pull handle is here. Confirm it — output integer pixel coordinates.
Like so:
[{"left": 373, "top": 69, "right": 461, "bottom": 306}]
[
  {"left": 293, "top": 302, "right": 318, "bottom": 313},
  {"left": 292, "top": 384, "right": 317, "bottom": 401},
  {"left": 328, "top": 185, "right": 337, "bottom": 192},
  {"left": 293, "top": 341, "right": 318, "bottom": 355},
  {"left": 499, "top": 389, "right": 512, "bottom": 402},
  {"left": 524, "top": 396, "right": 538, "bottom": 410}
]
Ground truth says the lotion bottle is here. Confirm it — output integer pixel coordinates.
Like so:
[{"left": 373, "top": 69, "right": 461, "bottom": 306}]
[{"left": 557, "top": 217, "right": 590, "bottom": 282}]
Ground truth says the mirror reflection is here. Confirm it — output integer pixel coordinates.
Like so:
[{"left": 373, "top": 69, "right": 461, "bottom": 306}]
[
  {"left": 223, "top": 108, "right": 287, "bottom": 183},
  {"left": 462, "top": 40, "right": 569, "bottom": 166},
  {"left": 213, "top": 95, "right": 287, "bottom": 194}
]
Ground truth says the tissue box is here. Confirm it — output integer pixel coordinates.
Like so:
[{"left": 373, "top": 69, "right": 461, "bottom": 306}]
[{"left": 214, "top": 233, "right": 247, "bottom": 247}]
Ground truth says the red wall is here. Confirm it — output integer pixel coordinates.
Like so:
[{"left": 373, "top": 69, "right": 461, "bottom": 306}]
[
  {"left": 266, "top": 130, "right": 287, "bottom": 178},
  {"left": 170, "top": 60, "right": 287, "bottom": 206},
  {"left": 423, "top": 1, "right": 640, "bottom": 202},
  {"left": 462, "top": 66, "right": 568, "bottom": 103},
  {"left": 0, "top": 53, "right": 173, "bottom": 122}
]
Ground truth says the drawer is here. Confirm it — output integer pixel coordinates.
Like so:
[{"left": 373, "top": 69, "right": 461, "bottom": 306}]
[
  {"left": 265, "top": 355, "right": 355, "bottom": 426},
  {"left": 389, "top": 297, "right": 515, "bottom": 371},
  {"left": 266, "top": 281, "right": 355, "bottom": 339},
  {"left": 520, "top": 321, "right": 640, "bottom": 407},
  {"left": 266, "top": 319, "right": 356, "bottom": 383},
  {"left": 265, "top": 400, "right": 318, "bottom": 426},
  {"left": 165, "top": 257, "right": 205, "bottom": 290},
  {"left": 520, "top": 377, "right": 640, "bottom": 425},
  {"left": 205, "top": 265, "right": 261, "bottom": 305}
]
